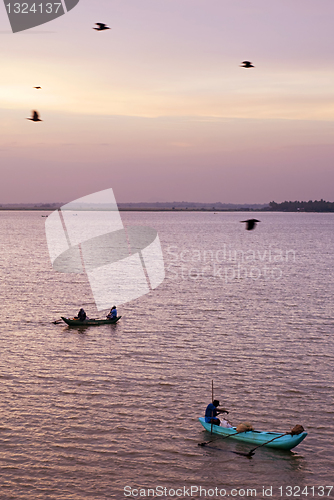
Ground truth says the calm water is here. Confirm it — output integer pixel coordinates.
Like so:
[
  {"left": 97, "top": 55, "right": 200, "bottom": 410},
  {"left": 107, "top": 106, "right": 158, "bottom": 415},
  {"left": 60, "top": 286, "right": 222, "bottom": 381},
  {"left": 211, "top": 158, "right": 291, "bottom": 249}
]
[{"left": 0, "top": 211, "right": 333, "bottom": 499}]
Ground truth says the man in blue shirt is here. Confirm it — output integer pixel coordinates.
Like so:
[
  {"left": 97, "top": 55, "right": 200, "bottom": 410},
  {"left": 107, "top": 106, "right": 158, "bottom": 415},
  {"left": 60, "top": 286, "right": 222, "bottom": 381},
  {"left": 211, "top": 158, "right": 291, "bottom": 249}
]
[
  {"left": 107, "top": 306, "right": 117, "bottom": 319},
  {"left": 205, "top": 400, "right": 229, "bottom": 426}
]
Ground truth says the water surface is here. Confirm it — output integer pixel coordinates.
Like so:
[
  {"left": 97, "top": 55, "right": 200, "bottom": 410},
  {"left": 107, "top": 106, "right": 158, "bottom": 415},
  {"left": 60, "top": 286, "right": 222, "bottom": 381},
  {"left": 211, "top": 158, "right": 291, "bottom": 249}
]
[{"left": 0, "top": 211, "right": 333, "bottom": 499}]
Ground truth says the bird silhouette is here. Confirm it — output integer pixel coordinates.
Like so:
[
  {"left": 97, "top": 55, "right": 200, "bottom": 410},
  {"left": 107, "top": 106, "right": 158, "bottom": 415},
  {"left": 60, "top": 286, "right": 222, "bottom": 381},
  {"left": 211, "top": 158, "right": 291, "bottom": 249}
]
[
  {"left": 240, "top": 61, "right": 254, "bottom": 68},
  {"left": 240, "top": 219, "right": 260, "bottom": 230},
  {"left": 93, "top": 23, "right": 110, "bottom": 31},
  {"left": 26, "top": 110, "right": 42, "bottom": 122},
  {"left": 33, "top": 86, "right": 42, "bottom": 89}
]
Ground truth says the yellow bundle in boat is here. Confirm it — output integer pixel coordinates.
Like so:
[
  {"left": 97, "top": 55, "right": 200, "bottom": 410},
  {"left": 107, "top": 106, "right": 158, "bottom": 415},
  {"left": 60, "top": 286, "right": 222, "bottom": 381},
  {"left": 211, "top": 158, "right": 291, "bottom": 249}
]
[{"left": 236, "top": 422, "right": 254, "bottom": 432}]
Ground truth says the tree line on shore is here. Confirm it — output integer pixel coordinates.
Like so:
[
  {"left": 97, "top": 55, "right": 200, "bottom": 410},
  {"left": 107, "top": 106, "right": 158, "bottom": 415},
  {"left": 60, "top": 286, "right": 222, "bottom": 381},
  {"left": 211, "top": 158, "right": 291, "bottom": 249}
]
[
  {"left": 0, "top": 200, "right": 333, "bottom": 212},
  {"left": 267, "top": 199, "right": 334, "bottom": 212}
]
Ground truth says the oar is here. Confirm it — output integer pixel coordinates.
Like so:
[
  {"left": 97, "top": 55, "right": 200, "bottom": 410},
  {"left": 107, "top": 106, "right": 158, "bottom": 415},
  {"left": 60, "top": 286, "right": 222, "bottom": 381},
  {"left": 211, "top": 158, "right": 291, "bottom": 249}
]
[
  {"left": 232, "top": 433, "right": 287, "bottom": 457},
  {"left": 210, "top": 380, "right": 214, "bottom": 435},
  {"left": 52, "top": 319, "right": 63, "bottom": 324},
  {"left": 198, "top": 429, "right": 249, "bottom": 447},
  {"left": 233, "top": 424, "right": 305, "bottom": 457}
]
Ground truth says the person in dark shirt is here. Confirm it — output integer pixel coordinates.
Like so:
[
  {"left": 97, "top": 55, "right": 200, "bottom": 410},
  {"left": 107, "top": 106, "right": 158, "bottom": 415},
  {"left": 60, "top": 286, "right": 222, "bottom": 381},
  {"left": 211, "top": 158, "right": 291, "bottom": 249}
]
[
  {"left": 205, "top": 400, "right": 229, "bottom": 426},
  {"left": 77, "top": 308, "right": 87, "bottom": 321}
]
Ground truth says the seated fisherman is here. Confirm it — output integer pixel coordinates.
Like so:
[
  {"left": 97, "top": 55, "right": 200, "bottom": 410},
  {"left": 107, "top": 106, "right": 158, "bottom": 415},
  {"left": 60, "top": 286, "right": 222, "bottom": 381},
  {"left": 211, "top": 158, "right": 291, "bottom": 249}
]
[
  {"left": 77, "top": 308, "right": 87, "bottom": 321},
  {"left": 107, "top": 306, "right": 117, "bottom": 319},
  {"left": 205, "top": 400, "right": 229, "bottom": 426}
]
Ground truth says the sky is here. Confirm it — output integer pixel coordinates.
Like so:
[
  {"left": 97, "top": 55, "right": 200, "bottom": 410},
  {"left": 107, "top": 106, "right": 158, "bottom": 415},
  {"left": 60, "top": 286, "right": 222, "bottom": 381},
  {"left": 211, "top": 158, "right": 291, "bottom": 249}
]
[{"left": 1, "top": 0, "right": 334, "bottom": 204}]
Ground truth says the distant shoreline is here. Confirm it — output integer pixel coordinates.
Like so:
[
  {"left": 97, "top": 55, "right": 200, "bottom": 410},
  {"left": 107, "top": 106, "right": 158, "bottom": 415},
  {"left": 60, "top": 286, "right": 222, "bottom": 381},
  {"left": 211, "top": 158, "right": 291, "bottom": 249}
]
[
  {"left": 0, "top": 203, "right": 268, "bottom": 211},
  {"left": 0, "top": 207, "right": 264, "bottom": 212},
  {"left": 0, "top": 200, "right": 333, "bottom": 212},
  {"left": 0, "top": 207, "right": 333, "bottom": 213}
]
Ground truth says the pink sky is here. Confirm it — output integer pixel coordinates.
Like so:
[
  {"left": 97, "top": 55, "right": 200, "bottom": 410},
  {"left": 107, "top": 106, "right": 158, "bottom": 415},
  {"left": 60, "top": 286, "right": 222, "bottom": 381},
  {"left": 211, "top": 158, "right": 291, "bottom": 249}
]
[{"left": 1, "top": 0, "right": 334, "bottom": 203}]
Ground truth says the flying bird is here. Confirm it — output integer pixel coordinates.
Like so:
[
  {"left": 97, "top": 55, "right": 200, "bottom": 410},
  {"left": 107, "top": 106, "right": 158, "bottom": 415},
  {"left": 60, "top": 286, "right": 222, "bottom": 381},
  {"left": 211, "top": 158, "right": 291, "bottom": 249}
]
[
  {"left": 93, "top": 23, "right": 110, "bottom": 31},
  {"left": 26, "top": 110, "right": 42, "bottom": 122},
  {"left": 33, "top": 86, "right": 42, "bottom": 89},
  {"left": 240, "top": 61, "right": 254, "bottom": 68},
  {"left": 240, "top": 219, "right": 260, "bottom": 230}
]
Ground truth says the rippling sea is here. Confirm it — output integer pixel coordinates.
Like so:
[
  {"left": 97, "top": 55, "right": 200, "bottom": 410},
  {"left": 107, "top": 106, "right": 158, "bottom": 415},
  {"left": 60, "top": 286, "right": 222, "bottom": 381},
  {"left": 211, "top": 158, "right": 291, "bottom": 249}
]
[{"left": 0, "top": 210, "right": 333, "bottom": 500}]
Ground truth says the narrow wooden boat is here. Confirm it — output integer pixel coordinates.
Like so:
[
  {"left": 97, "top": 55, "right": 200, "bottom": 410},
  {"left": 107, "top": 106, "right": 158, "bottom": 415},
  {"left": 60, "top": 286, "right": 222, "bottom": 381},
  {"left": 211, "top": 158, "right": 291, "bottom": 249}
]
[
  {"left": 198, "top": 417, "right": 307, "bottom": 451},
  {"left": 61, "top": 316, "right": 121, "bottom": 326}
]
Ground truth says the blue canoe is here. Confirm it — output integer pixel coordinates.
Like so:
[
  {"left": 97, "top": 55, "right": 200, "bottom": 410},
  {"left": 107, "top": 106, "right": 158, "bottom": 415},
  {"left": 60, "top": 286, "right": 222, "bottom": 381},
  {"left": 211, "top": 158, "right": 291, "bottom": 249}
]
[{"left": 199, "top": 418, "right": 307, "bottom": 451}]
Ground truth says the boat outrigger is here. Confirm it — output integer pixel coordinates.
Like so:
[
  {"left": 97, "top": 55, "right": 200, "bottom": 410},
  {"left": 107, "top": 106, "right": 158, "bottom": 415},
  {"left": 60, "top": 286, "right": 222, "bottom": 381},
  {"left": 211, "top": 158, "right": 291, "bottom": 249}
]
[
  {"left": 198, "top": 418, "right": 307, "bottom": 451},
  {"left": 61, "top": 316, "right": 122, "bottom": 326}
]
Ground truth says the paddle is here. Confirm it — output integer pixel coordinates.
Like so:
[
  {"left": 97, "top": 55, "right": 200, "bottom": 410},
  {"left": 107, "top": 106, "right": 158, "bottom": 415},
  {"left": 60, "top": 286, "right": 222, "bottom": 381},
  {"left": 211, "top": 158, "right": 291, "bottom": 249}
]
[
  {"left": 52, "top": 319, "right": 63, "bottom": 324},
  {"left": 211, "top": 380, "right": 214, "bottom": 435},
  {"left": 232, "top": 425, "right": 305, "bottom": 458},
  {"left": 198, "top": 429, "right": 249, "bottom": 447},
  {"left": 232, "top": 433, "right": 287, "bottom": 457},
  {"left": 201, "top": 379, "right": 232, "bottom": 445}
]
